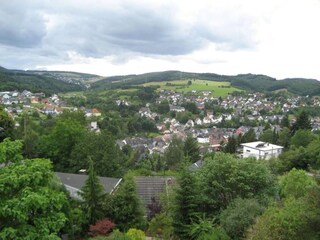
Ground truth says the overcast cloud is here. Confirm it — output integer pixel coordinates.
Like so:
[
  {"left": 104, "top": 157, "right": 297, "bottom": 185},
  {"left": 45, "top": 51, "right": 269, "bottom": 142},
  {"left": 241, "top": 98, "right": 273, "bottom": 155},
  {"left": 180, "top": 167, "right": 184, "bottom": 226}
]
[{"left": 0, "top": 0, "right": 319, "bottom": 79}]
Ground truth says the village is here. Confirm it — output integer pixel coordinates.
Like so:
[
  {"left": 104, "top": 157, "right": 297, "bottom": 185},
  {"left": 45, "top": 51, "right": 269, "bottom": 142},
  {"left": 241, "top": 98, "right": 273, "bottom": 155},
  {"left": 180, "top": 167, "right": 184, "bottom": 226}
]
[{"left": 1, "top": 88, "right": 320, "bottom": 160}]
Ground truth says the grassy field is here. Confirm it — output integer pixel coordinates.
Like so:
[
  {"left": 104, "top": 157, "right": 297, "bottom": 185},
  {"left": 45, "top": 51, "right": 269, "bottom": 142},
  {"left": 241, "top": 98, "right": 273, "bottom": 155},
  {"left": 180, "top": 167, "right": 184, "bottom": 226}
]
[{"left": 143, "top": 79, "right": 241, "bottom": 97}]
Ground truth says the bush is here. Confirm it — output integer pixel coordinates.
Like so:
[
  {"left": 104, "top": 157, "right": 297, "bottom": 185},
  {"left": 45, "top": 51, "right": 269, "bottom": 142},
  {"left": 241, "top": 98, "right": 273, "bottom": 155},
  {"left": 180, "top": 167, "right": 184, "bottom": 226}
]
[
  {"left": 126, "top": 228, "right": 145, "bottom": 240},
  {"left": 89, "top": 219, "right": 116, "bottom": 237}
]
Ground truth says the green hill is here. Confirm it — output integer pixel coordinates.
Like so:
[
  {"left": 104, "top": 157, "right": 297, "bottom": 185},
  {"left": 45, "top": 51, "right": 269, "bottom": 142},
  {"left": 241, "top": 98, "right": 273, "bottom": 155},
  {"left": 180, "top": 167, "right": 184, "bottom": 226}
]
[
  {"left": 0, "top": 66, "right": 87, "bottom": 94},
  {"left": 92, "top": 71, "right": 320, "bottom": 96}
]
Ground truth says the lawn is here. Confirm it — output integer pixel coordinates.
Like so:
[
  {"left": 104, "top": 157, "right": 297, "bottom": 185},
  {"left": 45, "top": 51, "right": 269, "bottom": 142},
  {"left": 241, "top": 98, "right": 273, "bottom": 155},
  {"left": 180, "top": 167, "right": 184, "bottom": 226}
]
[{"left": 143, "top": 79, "right": 241, "bottom": 97}]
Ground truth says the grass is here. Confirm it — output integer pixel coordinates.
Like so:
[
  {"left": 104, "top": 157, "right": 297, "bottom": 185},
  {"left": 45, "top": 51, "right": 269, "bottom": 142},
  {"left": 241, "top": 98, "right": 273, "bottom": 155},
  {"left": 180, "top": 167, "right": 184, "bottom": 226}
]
[{"left": 142, "top": 79, "right": 241, "bottom": 97}]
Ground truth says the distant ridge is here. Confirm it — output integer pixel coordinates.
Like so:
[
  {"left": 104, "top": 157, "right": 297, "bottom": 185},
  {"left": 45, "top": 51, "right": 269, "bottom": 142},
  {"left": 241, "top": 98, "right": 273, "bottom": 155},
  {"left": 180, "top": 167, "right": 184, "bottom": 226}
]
[
  {"left": 1, "top": 66, "right": 319, "bottom": 96},
  {"left": 92, "top": 71, "right": 320, "bottom": 96}
]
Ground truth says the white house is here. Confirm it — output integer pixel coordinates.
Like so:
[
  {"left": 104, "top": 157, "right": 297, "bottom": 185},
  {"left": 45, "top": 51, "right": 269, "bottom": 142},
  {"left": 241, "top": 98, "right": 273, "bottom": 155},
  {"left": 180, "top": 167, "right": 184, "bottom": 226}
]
[{"left": 241, "top": 141, "right": 283, "bottom": 160}]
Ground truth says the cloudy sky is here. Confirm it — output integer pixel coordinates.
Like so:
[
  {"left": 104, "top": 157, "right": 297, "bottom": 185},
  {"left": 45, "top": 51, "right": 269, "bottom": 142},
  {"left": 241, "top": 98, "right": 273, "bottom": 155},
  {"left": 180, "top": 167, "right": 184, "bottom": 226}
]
[{"left": 0, "top": 0, "right": 320, "bottom": 79}]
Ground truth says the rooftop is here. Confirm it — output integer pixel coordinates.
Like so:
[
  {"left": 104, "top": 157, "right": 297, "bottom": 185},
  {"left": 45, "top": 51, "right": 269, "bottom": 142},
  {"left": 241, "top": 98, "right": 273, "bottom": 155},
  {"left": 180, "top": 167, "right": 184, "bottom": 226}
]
[{"left": 240, "top": 141, "right": 283, "bottom": 150}]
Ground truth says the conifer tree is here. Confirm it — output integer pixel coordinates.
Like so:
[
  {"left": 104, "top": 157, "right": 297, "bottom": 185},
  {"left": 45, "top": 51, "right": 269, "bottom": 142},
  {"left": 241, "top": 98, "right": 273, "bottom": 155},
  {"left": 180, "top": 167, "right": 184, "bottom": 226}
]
[
  {"left": 291, "top": 110, "right": 311, "bottom": 134},
  {"left": 80, "top": 158, "right": 105, "bottom": 224},
  {"left": 111, "top": 175, "right": 145, "bottom": 231},
  {"left": 173, "top": 169, "right": 199, "bottom": 239},
  {"left": 184, "top": 134, "right": 200, "bottom": 163}
]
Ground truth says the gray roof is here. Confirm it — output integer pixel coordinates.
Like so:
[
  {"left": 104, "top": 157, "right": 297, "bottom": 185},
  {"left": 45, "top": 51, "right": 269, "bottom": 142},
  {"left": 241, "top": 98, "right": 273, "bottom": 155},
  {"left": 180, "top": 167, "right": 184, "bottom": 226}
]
[
  {"left": 134, "top": 176, "right": 175, "bottom": 207},
  {"left": 188, "top": 159, "right": 204, "bottom": 172},
  {"left": 55, "top": 172, "right": 122, "bottom": 194}
]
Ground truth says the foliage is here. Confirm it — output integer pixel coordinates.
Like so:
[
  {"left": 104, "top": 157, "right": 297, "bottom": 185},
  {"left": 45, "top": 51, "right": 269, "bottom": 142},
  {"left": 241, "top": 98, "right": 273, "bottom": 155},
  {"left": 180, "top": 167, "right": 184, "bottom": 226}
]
[
  {"left": 291, "top": 110, "right": 312, "bottom": 134},
  {"left": 148, "top": 213, "right": 173, "bottom": 239},
  {"left": 126, "top": 228, "right": 145, "bottom": 240},
  {"left": 0, "top": 138, "right": 23, "bottom": 165},
  {"left": 184, "top": 134, "right": 200, "bottom": 163},
  {"left": 39, "top": 118, "right": 86, "bottom": 171},
  {"left": 104, "top": 229, "right": 132, "bottom": 240},
  {"left": 172, "top": 169, "right": 200, "bottom": 239},
  {"left": 247, "top": 188, "right": 320, "bottom": 240},
  {"left": 70, "top": 130, "right": 126, "bottom": 177},
  {"left": 89, "top": 219, "right": 116, "bottom": 237},
  {"left": 0, "top": 68, "right": 83, "bottom": 94},
  {"left": 110, "top": 175, "right": 145, "bottom": 231},
  {"left": 69, "top": 207, "right": 87, "bottom": 238},
  {"left": 0, "top": 139, "right": 68, "bottom": 239},
  {"left": 198, "top": 153, "right": 275, "bottom": 216},
  {"left": 219, "top": 198, "right": 263, "bottom": 239},
  {"left": 0, "top": 107, "right": 14, "bottom": 141},
  {"left": 164, "top": 136, "right": 185, "bottom": 170},
  {"left": 223, "top": 136, "right": 237, "bottom": 154},
  {"left": 290, "top": 129, "right": 316, "bottom": 148},
  {"left": 241, "top": 128, "right": 256, "bottom": 143},
  {"left": 279, "top": 169, "right": 317, "bottom": 199},
  {"left": 190, "top": 215, "right": 217, "bottom": 240},
  {"left": 80, "top": 158, "right": 106, "bottom": 224}
]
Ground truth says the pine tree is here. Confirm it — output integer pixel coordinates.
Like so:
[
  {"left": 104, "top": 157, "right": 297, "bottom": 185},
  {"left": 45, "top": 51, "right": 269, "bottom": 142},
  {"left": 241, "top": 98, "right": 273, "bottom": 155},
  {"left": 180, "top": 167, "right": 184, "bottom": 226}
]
[
  {"left": 111, "top": 175, "right": 145, "bottom": 231},
  {"left": 80, "top": 158, "right": 106, "bottom": 224},
  {"left": 280, "top": 114, "right": 290, "bottom": 128},
  {"left": 241, "top": 128, "right": 257, "bottom": 143},
  {"left": 224, "top": 136, "right": 237, "bottom": 154},
  {"left": 173, "top": 169, "right": 199, "bottom": 239},
  {"left": 291, "top": 110, "right": 312, "bottom": 134},
  {"left": 184, "top": 135, "right": 200, "bottom": 163}
]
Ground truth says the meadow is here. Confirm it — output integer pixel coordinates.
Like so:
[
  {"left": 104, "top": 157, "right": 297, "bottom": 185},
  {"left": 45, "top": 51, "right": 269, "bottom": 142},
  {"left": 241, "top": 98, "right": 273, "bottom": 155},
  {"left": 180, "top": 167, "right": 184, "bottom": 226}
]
[{"left": 143, "top": 79, "right": 241, "bottom": 97}]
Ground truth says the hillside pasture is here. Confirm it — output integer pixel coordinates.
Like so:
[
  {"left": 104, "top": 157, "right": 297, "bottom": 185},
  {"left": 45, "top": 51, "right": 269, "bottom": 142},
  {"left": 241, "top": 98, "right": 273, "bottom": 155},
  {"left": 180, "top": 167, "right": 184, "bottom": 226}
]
[{"left": 143, "top": 79, "right": 241, "bottom": 97}]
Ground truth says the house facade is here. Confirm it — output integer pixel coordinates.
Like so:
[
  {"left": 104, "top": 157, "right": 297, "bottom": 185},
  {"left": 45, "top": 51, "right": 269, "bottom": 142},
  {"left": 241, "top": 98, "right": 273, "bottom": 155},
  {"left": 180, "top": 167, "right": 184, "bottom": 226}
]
[{"left": 241, "top": 141, "right": 283, "bottom": 160}]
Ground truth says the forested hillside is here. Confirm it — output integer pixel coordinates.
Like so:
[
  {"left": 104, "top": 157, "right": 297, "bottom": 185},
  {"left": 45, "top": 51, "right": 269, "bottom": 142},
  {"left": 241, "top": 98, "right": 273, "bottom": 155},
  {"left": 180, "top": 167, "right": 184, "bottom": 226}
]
[{"left": 0, "top": 66, "right": 85, "bottom": 94}]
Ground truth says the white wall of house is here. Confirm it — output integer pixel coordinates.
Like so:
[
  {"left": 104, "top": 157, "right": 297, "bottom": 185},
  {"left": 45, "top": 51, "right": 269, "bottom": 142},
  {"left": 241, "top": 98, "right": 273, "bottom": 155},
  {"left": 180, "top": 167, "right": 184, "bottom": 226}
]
[{"left": 242, "top": 142, "right": 283, "bottom": 160}]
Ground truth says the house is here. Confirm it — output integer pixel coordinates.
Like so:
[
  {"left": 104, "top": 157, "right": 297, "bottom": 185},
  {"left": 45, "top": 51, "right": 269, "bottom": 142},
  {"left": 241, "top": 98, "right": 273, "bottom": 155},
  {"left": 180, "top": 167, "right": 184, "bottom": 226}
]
[
  {"left": 169, "top": 105, "right": 185, "bottom": 112},
  {"left": 134, "top": 176, "right": 175, "bottom": 217},
  {"left": 240, "top": 141, "right": 283, "bottom": 160},
  {"left": 55, "top": 172, "right": 122, "bottom": 200}
]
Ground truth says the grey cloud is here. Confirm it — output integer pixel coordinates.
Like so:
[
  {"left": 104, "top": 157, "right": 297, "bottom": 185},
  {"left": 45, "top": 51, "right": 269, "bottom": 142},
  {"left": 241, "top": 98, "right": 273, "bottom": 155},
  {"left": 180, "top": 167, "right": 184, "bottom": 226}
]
[{"left": 0, "top": 0, "right": 258, "bottom": 68}]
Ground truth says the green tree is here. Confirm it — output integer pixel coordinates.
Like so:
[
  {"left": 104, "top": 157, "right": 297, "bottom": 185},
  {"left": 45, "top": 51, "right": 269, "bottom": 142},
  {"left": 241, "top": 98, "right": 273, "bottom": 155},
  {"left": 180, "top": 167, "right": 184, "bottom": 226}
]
[
  {"left": 279, "top": 168, "right": 317, "bottom": 199},
  {"left": 241, "top": 128, "right": 256, "bottom": 143},
  {"left": 291, "top": 110, "right": 311, "bottom": 134},
  {"left": 219, "top": 198, "right": 263, "bottom": 239},
  {"left": 148, "top": 213, "right": 173, "bottom": 239},
  {"left": 39, "top": 118, "right": 86, "bottom": 171},
  {"left": 198, "top": 153, "right": 275, "bottom": 216},
  {"left": 184, "top": 135, "right": 200, "bottom": 163},
  {"left": 0, "top": 139, "right": 68, "bottom": 239},
  {"left": 259, "top": 129, "right": 274, "bottom": 143},
  {"left": 80, "top": 158, "right": 106, "bottom": 225},
  {"left": 111, "top": 175, "right": 145, "bottom": 231},
  {"left": 0, "top": 107, "right": 14, "bottom": 141},
  {"left": 280, "top": 114, "right": 290, "bottom": 128},
  {"left": 247, "top": 189, "right": 320, "bottom": 240},
  {"left": 70, "top": 130, "right": 126, "bottom": 177},
  {"left": 164, "top": 136, "right": 185, "bottom": 170},
  {"left": 278, "top": 127, "right": 291, "bottom": 149},
  {"left": 0, "top": 138, "right": 23, "bottom": 165},
  {"left": 173, "top": 169, "right": 200, "bottom": 239},
  {"left": 290, "top": 129, "right": 316, "bottom": 148},
  {"left": 223, "top": 136, "right": 237, "bottom": 154},
  {"left": 157, "top": 100, "right": 170, "bottom": 114}
]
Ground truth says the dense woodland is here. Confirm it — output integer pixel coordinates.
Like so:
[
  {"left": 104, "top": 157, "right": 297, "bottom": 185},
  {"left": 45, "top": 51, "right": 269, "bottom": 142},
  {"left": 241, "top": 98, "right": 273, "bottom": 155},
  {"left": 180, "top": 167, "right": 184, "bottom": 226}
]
[{"left": 1, "top": 67, "right": 320, "bottom": 239}]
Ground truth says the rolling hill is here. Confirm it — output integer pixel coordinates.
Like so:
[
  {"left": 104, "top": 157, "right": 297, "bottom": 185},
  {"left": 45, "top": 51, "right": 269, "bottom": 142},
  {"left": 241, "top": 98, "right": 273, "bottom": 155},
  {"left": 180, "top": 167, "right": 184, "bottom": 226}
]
[
  {"left": 0, "top": 66, "right": 99, "bottom": 94},
  {"left": 91, "top": 71, "right": 320, "bottom": 96},
  {"left": 1, "top": 66, "right": 320, "bottom": 96}
]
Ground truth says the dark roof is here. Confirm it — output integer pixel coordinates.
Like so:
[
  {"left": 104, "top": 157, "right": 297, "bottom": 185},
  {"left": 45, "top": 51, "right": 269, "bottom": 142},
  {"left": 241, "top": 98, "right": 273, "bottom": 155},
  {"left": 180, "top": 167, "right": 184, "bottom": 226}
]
[
  {"left": 188, "top": 159, "right": 204, "bottom": 171},
  {"left": 55, "top": 172, "right": 122, "bottom": 194},
  {"left": 134, "top": 176, "right": 175, "bottom": 207}
]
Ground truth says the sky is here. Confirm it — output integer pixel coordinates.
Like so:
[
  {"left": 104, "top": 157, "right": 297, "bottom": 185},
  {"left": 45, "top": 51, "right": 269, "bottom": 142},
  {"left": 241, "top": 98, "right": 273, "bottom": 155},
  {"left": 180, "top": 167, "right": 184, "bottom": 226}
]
[{"left": 0, "top": 0, "right": 320, "bottom": 79}]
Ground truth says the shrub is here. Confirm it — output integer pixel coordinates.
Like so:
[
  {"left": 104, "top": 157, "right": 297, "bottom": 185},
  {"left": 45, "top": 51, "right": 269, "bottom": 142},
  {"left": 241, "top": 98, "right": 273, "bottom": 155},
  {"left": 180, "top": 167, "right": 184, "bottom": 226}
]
[
  {"left": 126, "top": 228, "right": 145, "bottom": 240},
  {"left": 89, "top": 219, "right": 116, "bottom": 237}
]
